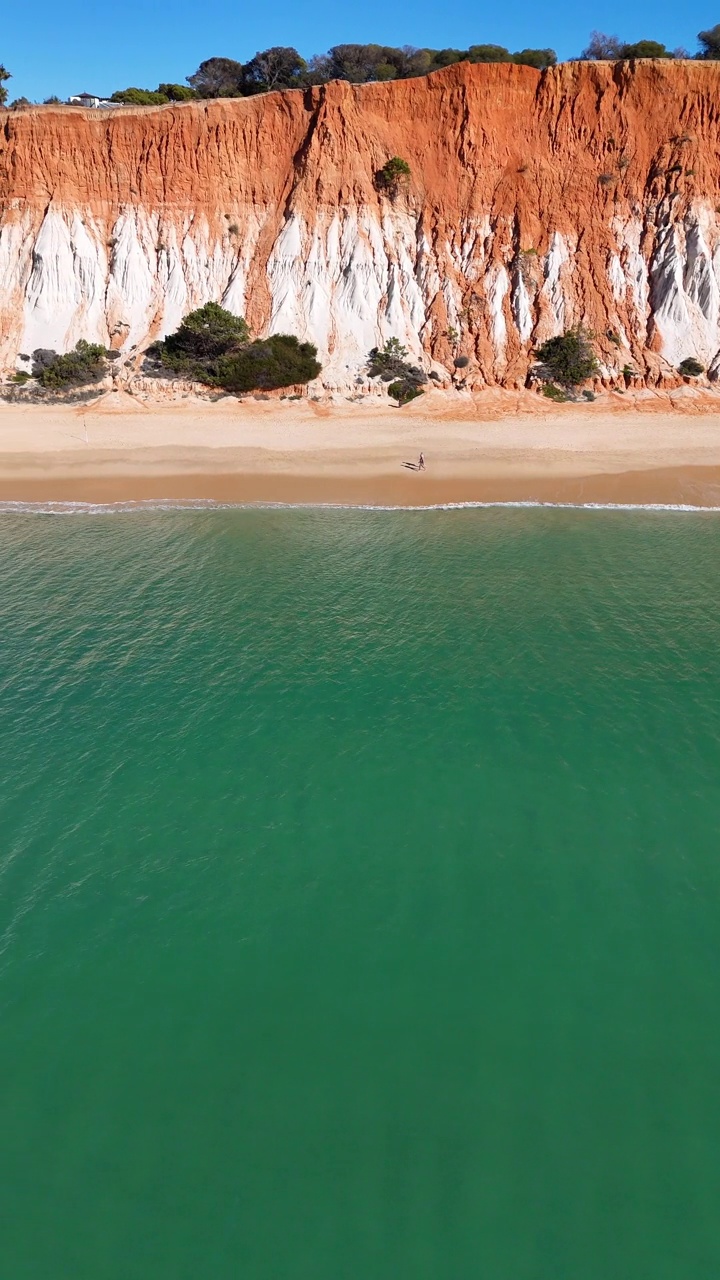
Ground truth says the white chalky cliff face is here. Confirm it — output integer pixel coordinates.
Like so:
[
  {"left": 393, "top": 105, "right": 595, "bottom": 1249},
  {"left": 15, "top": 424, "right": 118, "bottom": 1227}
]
[{"left": 2, "top": 59, "right": 720, "bottom": 387}]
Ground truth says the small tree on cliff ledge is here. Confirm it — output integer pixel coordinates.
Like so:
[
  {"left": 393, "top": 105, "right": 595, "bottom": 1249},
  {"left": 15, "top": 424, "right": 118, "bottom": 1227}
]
[
  {"left": 0, "top": 65, "right": 11, "bottom": 107},
  {"left": 375, "top": 157, "right": 411, "bottom": 199},
  {"left": 534, "top": 327, "right": 599, "bottom": 392}
]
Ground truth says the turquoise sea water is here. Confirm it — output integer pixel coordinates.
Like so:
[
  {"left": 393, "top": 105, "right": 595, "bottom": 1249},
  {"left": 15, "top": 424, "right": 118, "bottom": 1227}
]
[{"left": 2, "top": 506, "right": 720, "bottom": 1278}]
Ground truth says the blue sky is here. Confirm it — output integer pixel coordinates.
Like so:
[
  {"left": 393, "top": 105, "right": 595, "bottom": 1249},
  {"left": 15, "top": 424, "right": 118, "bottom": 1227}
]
[{"left": 3, "top": 1, "right": 716, "bottom": 102}]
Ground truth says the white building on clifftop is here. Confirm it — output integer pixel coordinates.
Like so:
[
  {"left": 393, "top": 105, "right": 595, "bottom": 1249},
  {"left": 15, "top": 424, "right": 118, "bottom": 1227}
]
[{"left": 67, "top": 93, "right": 114, "bottom": 108}]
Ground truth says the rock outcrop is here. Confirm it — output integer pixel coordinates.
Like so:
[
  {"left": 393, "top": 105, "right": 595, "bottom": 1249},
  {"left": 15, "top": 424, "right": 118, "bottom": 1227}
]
[{"left": 3, "top": 59, "right": 720, "bottom": 387}]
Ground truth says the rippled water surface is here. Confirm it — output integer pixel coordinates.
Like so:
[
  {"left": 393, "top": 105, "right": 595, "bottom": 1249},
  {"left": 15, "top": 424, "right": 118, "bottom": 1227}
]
[{"left": 2, "top": 508, "right": 720, "bottom": 1278}]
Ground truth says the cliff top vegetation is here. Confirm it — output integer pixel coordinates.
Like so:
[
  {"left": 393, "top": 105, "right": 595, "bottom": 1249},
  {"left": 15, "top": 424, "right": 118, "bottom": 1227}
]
[
  {"left": 175, "top": 25, "right": 720, "bottom": 99},
  {"left": 534, "top": 328, "right": 599, "bottom": 393},
  {"left": 6, "top": 22, "right": 720, "bottom": 106},
  {"left": 368, "top": 339, "right": 427, "bottom": 404}
]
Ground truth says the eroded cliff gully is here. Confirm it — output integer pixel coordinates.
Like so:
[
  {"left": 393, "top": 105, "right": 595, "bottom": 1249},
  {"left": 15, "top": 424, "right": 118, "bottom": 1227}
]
[{"left": 2, "top": 59, "right": 720, "bottom": 390}]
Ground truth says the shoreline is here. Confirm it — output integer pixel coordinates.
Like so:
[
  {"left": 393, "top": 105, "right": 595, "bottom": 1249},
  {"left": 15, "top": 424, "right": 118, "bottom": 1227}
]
[
  {"left": 2, "top": 466, "right": 720, "bottom": 511},
  {"left": 1, "top": 399, "right": 720, "bottom": 509}
]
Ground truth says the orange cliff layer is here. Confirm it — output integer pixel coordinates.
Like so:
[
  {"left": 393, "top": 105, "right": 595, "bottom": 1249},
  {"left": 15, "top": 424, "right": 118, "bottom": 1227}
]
[{"left": 2, "top": 59, "right": 720, "bottom": 389}]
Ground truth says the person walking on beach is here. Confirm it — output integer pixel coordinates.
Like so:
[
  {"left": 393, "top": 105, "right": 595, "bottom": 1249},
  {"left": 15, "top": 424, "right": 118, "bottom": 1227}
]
[{"left": 418, "top": 452, "right": 425, "bottom": 471}]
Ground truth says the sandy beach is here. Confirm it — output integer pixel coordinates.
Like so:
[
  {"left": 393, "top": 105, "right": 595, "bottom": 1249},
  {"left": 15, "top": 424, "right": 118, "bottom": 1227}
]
[{"left": 1, "top": 393, "right": 720, "bottom": 507}]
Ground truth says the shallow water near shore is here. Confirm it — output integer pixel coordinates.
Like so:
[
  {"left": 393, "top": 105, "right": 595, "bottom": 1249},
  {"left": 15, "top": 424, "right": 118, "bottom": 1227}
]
[{"left": 2, "top": 507, "right": 720, "bottom": 1279}]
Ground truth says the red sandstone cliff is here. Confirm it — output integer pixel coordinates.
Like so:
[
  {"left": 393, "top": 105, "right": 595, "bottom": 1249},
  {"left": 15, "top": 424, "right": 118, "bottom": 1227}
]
[{"left": 2, "top": 60, "right": 720, "bottom": 387}]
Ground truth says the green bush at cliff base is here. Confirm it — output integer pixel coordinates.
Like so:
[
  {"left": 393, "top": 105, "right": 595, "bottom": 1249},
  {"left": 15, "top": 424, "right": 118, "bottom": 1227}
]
[
  {"left": 368, "top": 337, "right": 412, "bottom": 379},
  {"left": 212, "top": 335, "right": 321, "bottom": 392},
  {"left": 156, "top": 302, "right": 250, "bottom": 367},
  {"left": 388, "top": 380, "right": 424, "bottom": 405},
  {"left": 542, "top": 383, "right": 569, "bottom": 402},
  {"left": 33, "top": 340, "right": 110, "bottom": 389},
  {"left": 535, "top": 326, "right": 599, "bottom": 390},
  {"left": 368, "top": 338, "right": 426, "bottom": 384},
  {"left": 368, "top": 339, "right": 427, "bottom": 404},
  {"left": 149, "top": 304, "right": 321, "bottom": 392},
  {"left": 678, "top": 356, "right": 704, "bottom": 376}
]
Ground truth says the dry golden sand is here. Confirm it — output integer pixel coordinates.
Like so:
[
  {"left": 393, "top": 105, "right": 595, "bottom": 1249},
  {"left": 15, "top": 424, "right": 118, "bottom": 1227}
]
[{"left": 1, "top": 395, "right": 720, "bottom": 507}]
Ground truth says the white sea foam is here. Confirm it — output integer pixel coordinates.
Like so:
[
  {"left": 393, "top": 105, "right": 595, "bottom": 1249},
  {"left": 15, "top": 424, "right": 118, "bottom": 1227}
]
[{"left": 1, "top": 499, "right": 719, "bottom": 516}]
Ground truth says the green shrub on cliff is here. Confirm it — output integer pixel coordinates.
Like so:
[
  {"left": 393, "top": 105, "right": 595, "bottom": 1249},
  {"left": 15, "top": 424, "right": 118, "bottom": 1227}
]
[
  {"left": 157, "top": 83, "right": 196, "bottom": 101},
  {"left": 111, "top": 87, "right": 169, "bottom": 106},
  {"left": 184, "top": 43, "right": 558, "bottom": 97},
  {"left": 110, "top": 84, "right": 197, "bottom": 105},
  {"left": 147, "top": 304, "right": 321, "bottom": 391},
  {"left": 534, "top": 327, "right": 598, "bottom": 391},
  {"left": 0, "top": 65, "right": 10, "bottom": 107},
  {"left": 387, "top": 380, "right": 424, "bottom": 405},
  {"left": 620, "top": 40, "right": 673, "bottom": 59},
  {"left": 212, "top": 335, "right": 321, "bottom": 392},
  {"left": 512, "top": 48, "right": 557, "bottom": 68},
  {"left": 368, "top": 338, "right": 411, "bottom": 377},
  {"left": 33, "top": 340, "right": 110, "bottom": 388},
  {"left": 368, "top": 339, "right": 427, "bottom": 402},
  {"left": 582, "top": 32, "right": 677, "bottom": 60},
  {"left": 375, "top": 157, "right": 412, "bottom": 197},
  {"left": 157, "top": 302, "right": 250, "bottom": 368}
]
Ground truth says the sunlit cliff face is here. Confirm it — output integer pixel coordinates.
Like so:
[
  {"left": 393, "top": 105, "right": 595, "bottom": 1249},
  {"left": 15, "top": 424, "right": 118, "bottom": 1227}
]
[{"left": 2, "top": 59, "right": 720, "bottom": 388}]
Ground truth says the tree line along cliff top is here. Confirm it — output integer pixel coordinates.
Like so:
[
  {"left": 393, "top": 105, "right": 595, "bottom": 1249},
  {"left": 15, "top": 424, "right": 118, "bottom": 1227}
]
[{"left": 4, "top": 23, "right": 720, "bottom": 108}]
